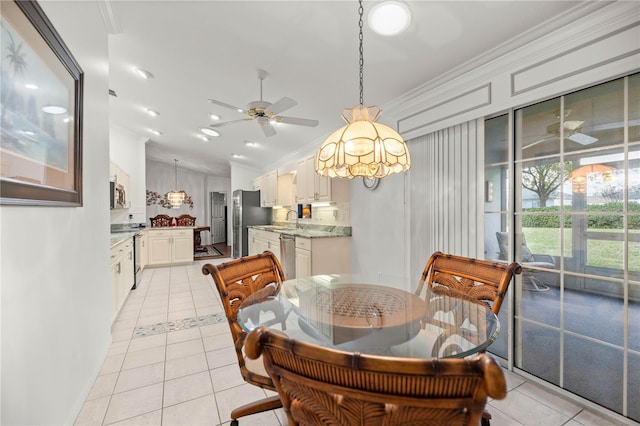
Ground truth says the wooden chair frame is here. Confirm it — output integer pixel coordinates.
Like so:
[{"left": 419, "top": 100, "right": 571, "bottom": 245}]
[
  {"left": 417, "top": 251, "right": 521, "bottom": 425},
  {"left": 245, "top": 326, "right": 507, "bottom": 426},
  {"left": 149, "top": 214, "right": 172, "bottom": 227},
  {"left": 175, "top": 214, "right": 196, "bottom": 226},
  {"left": 202, "top": 251, "right": 286, "bottom": 425}
]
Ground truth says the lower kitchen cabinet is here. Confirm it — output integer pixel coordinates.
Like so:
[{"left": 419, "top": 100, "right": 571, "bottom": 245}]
[
  {"left": 248, "top": 228, "right": 282, "bottom": 261},
  {"left": 147, "top": 228, "right": 194, "bottom": 266},
  {"left": 294, "top": 236, "right": 350, "bottom": 279},
  {"left": 110, "top": 237, "right": 134, "bottom": 322}
]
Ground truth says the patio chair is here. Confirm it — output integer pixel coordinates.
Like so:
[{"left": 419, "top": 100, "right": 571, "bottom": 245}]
[
  {"left": 245, "top": 326, "right": 507, "bottom": 426},
  {"left": 496, "top": 231, "right": 555, "bottom": 291},
  {"left": 202, "top": 251, "right": 287, "bottom": 425}
]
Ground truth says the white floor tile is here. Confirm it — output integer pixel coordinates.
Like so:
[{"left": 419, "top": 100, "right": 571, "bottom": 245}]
[
  {"left": 87, "top": 372, "right": 118, "bottom": 401},
  {"left": 161, "top": 394, "right": 220, "bottom": 426},
  {"left": 128, "top": 334, "right": 167, "bottom": 353},
  {"left": 165, "top": 352, "right": 208, "bottom": 381},
  {"left": 203, "top": 333, "right": 233, "bottom": 352},
  {"left": 205, "top": 346, "right": 237, "bottom": 369},
  {"left": 163, "top": 371, "right": 213, "bottom": 407},
  {"left": 74, "top": 395, "right": 110, "bottom": 426},
  {"left": 490, "top": 389, "right": 571, "bottom": 426},
  {"left": 209, "top": 364, "right": 244, "bottom": 392},
  {"left": 213, "top": 383, "right": 273, "bottom": 424},
  {"left": 107, "top": 409, "right": 161, "bottom": 425},
  {"left": 122, "top": 346, "right": 165, "bottom": 371},
  {"left": 199, "top": 322, "right": 230, "bottom": 338},
  {"left": 103, "top": 383, "right": 163, "bottom": 425},
  {"left": 166, "top": 327, "right": 201, "bottom": 345},
  {"left": 114, "top": 361, "right": 165, "bottom": 394},
  {"left": 166, "top": 338, "right": 204, "bottom": 361},
  {"left": 99, "top": 353, "right": 125, "bottom": 376},
  {"left": 167, "top": 308, "right": 197, "bottom": 321}
]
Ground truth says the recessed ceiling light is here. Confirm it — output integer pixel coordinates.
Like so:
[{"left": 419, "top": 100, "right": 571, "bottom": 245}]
[
  {"left": 199, "top": 135, "right": 209, "bottom": 142},
  {"left": 209, "top": 114, "right": 220, "bottom": 120},
  {"left": 149, "top": 129, "right": 162, "bottom": 136},
  {"left": 25, "top": 83, "right": 38, "bottom": 89},
  {"left": 245, "top": 140, "right": 257, "bottom": 147},
  {"left": 368, "top": 0, "right": 411, "bottom": 36},
  {"left": 63, "top": 117, "right": 71, "bottom": 123},
  {"left": 232, "top": 154, "right": 242, "bottom": 159},
  {"left": 42, "top": 105, "right": 67, "bottom": 114},
  {"left": 200, "top": 128, "right": 220, "bottom": 137},
  {"left": 134, "top": 67, "right": 153, "bottom": 79},
  {"left": 147, "top": 109, "right": 159, "bottom": 117}
]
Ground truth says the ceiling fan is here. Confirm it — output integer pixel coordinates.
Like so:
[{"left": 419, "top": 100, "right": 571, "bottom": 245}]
[
  {"left": 523, "top": 109, "right": 599, "bottom": 150},
  {"left": 208, "top": 69, "right": 319, "bottom": 137}
]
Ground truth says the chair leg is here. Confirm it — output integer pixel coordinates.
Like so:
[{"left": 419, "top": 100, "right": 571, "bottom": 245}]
[
  {"left": 481, "top": 408, "right": 492, "bottom": 426},
  {"left": 523, "top": 276, "right": 550, "bottom": 292}
]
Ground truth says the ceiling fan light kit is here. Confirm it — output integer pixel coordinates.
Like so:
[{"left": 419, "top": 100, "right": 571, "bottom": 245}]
[
  {"left": 315, "top": 0, "right": 411, "bottom": 179},
  {"left": 208, "top": 69, "right": 319, "bottom": 137}
]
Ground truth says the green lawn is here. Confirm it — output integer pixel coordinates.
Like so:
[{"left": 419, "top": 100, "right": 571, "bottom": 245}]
[{"left": 523, "top": 227, "right": 640, "bottom": 271}]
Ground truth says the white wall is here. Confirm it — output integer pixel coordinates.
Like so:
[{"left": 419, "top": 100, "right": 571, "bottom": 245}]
[
  {"left": 110, "top": 125, "right": 148, "bottom": 225},
  {"left": 145, "top": 159, "right": 207, "bottom": 227},
  {"left": 0, "top": 2, "right": 111, "bottom": 424}
]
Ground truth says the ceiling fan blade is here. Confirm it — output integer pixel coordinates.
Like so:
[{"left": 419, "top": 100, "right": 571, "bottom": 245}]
[
  {"left": 265, "top": 97, "right": 297, "bottom": 115},
  {"left": 522, "top": 136, "right": 555, "bottom": 150},
  {"left": 209, "top": 119, "right": 252, "bottom": 128},
  {"left": 260, "top": 122, "right": 277, "bottom": 137},
  {"left": 568, "top": 132, "right": 598, "bottom": 145},
  {"left": 275, "top": 116, "right": 319, "bottom": 127},
  {"left": 208, "top": 98, "right": 244, "bottom": 112}
]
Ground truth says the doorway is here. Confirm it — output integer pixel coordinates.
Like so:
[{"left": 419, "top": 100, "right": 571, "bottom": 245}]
[{"left": 210, "top": 192, "right": 226, "bottom": 244}]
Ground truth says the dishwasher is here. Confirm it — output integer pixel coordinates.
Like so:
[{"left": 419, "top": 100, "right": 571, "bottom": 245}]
[{"left": 279, "top": 234, "right": 296, "bottom": 280}]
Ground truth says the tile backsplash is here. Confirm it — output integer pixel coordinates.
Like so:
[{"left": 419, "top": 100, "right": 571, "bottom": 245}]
[{"left": 273, "top": 202, "right": 350, "bottom": 227}]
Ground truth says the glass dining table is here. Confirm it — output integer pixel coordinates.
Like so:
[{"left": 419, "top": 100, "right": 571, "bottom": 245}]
[{"left": 237, "top": 273, "right": 499, "bottom": 359}]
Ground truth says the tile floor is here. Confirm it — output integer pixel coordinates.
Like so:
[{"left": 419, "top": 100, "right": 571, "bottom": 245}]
[{"left": 75, "top": 259, "right": 633, "bottom": 426}]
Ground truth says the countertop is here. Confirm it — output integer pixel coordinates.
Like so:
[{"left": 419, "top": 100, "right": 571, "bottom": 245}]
[
  {"left": 248, "top": 224, "right": 351, "bottom": 239},
  {"left": 110, "top": 230, "right": 142, "bottom": 248}
]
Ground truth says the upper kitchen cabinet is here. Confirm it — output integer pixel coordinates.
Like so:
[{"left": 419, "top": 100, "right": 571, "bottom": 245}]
[
  {"left": 255, "top": 170, "right": 278, "bottom": 207},
  {"left": 296, "top": 155, "right": 350, "bottom": 203},
  {"left": 277, "top": 172, "right": 295, "bottom": 207}
]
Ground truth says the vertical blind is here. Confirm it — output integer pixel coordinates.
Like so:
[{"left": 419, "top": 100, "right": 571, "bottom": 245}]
[{"left": 408, "top": 119, "right": 485, "bottom": 279}]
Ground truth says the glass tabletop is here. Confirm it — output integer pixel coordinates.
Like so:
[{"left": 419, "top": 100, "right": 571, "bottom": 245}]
[{"left": 237, "top": 273, "right": 499, "bottom": 359}]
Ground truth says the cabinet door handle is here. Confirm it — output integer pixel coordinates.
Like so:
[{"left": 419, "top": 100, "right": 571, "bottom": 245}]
[{"left": 116, "top": 262, "right": 121, "bottom": 274}]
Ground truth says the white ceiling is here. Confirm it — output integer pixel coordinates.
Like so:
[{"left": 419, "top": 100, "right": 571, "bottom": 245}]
[{"left": 105, "top": 1, "right": 585, "bottom": 176}]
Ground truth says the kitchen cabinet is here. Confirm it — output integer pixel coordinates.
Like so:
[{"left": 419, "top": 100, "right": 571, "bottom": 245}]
[
  {"left": 139, "top": 232, "right": 148, "bottom": 270},
  {"left": 257, "top": 170, "right": 278, "bottom": 207},
  {"left": 248, "top": 228, "right": 281, "bottom": 261},
  {"left": 110, "top": 237, "right": 134, "bottom": 321},
  {"left": 277, "top": 172, "right": 295, "bottom": 207},
  {"left": 296, "top": 155, "right": 350, "bottom": 203},
  {"left": 147, "top": 228, "right": 194, "bottom": 266},
  {"left": 295, "top": 236, "right": 350, "bottom": 279}
]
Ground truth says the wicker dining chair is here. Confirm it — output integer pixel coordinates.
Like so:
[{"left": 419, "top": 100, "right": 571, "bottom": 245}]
[
  {"left": 149, "top": 214, "right": 172, "bottom": 227},
  {"left": 202, "top": 251, "right": 287, "bottom": 425},
  {"left": 416, "top": 251, "right": 521, "bottom": 426},
  {"left": 245, "top": 326, "right": 507, "bottom": 426},
  {"left": 175, "top": 214, "right": 196, "bottom": 226}
]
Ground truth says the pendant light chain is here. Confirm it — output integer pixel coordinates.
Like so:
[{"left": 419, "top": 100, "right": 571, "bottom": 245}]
[
  {"left": 358, "top": 0, "right": 364, "bottom": 106},
  {"left": 174, "top": 159, "right": 178, "bottom": 189}
]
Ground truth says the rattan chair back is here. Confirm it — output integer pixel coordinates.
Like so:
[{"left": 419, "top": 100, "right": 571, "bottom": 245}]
[
  {"left": 202, "top": 251, "right": 286, "bottom": 424},
  {"left": 417, "top": 251, "right": 521, "bottom": 315},
  {"left": 245, "top": 326, "right": 507, "bottom": 426}
]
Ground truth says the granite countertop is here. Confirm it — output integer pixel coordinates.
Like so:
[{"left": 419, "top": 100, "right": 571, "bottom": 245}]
[
  {"left": 249, "top": 224, "right": 351, "bottom": 239},
  {"left": 110, "top": 230, "right": 141, "bottom": 248}
]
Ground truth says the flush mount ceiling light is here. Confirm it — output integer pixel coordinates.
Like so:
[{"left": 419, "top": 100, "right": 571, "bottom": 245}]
[
  {"left": 42, "top": 105, "right": 67, "bottom": 114},
  {"left": 147, "top": 109, "right": 159, "bottom": 117},
  {"left": 25, "top": 83, "right": 38, "bottom": 89},
  {"left": 167, "top": 159, "right": 186, "bottom": 208},
  {"left": 315, "top": 0, "right": 411, "bottom": 179},
  {"left": 201, "top": 128, "right": 220, "bottom": 137},
  {"left": 368, "top": 0, "right": 411, "bottom": 36},
  {"left": 134, "top": 67, "right": 153, "bottom": 79}
]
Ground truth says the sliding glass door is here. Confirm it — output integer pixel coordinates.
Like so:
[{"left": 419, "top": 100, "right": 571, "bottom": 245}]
[{"left": 485, "top": 73, "right": 639, "bottom": 421}]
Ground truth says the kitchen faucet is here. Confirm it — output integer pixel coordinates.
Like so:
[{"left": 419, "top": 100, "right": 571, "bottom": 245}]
[{"left": 286, "top": 209, "right": 299, "bottom": 229}]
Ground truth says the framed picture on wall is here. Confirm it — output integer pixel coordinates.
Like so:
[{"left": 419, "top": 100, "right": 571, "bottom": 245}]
[{"left": 0, "top": 0, "right": 84, "bottom": 206}]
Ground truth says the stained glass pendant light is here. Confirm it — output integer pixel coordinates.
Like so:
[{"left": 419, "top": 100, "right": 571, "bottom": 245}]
[
  {"left": 167, "top": 159, "right": 186, "bottom": 208},
  {"left": 315, "top": 0, "right": 411, "bottom": 179}
]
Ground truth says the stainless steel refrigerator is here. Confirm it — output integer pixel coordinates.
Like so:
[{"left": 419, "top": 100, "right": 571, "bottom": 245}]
[{"left": 232, "top": 190, "right": 272, "bottom": 258}]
